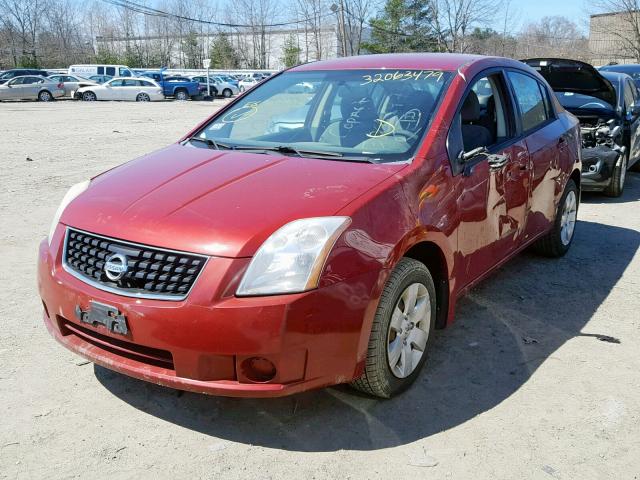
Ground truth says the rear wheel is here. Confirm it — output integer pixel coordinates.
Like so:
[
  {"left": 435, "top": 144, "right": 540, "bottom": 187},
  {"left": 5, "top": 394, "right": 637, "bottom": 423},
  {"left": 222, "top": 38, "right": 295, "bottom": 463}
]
[
  {"left": 533, "top": 179, "right": 578, "bottom": 257},
  {"left": 82, "top": 91, "right": 97, "bottom": 101},
  {"left": 351, "top": 258, "right": 436, "bottom": 398},
  {"left": 136, "top": 93, "right": 150, "bottom": 102},
  {"left": 38, "top": 90, "right": 53, "bottom": 102},
  {"left": 174, "top": 89, "right": 188, "bottom": 101},
  {"left": 222, "top": 88, "right": 232, "bottom": 98},
  {"left": 604, "top": 151, "right": 627, "bottom": 197}
]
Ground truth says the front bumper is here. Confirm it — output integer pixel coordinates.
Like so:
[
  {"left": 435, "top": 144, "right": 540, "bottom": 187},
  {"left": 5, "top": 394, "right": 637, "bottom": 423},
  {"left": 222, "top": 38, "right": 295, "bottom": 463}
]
[
  {"left": 580, "top": 145, "right": 620, "bottom": 191},
  {"left": 38, "top": 229, "right": 380, "bottom": 397}
]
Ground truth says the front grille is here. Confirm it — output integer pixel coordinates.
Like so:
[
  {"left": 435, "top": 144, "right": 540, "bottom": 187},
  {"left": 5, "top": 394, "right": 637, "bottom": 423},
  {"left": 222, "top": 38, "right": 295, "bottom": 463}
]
[{"left": 64, "top": 228, "right": 207, "bottom": 299}]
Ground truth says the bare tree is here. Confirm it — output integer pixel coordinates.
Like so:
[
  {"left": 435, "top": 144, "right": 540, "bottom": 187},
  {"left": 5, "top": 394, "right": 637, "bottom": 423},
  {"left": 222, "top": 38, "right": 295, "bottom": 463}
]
[
  {"left": 344, "top": 0, "right": 373, "bottom": 55},
  {"left": 428, "top": 0, "right": 501, "bottom": 53},
  {"left": 590, "top": 0, "right": 640, "bottom": 62}
]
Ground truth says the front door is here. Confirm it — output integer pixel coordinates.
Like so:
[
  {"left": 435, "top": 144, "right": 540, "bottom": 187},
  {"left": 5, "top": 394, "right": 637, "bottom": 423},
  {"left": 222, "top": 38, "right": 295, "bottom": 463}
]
[
  {"left": 452, "top": 70, "right": 530, "bottom": 284},
  {"left": 623, "top": 77, "right": 640, "bottom": 164}
]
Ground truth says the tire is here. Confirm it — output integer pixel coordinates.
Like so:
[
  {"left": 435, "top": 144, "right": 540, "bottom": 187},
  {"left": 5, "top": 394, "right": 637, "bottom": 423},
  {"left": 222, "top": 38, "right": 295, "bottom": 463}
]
[
  {"left": 174, "top": 89, "right": 188, "bottom": 101},
  {"left": 38, "top": 90, "right": 53, "bottom": 102},
  {"left": 351, "top": 258, "right": 436, "bottom": 398},
  {"left": 604, "top": 151, "right": 628, "bottom": 197},
  {"left": 222, "top": 88, "right": 232, "bottom": 98},
  {"left": 136, "top": 93, "right": 150, "bottom": 102},
  {"left": 82, "top": 91, "right": 97, "bottom": 101},
  {"left": 533, "top": 179, "right": 579, "bottom": 257}
]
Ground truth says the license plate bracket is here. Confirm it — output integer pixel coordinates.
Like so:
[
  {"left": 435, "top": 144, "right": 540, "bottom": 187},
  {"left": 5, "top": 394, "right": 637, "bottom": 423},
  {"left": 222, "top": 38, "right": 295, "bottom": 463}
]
[{"left": 75, "top": 301, "right": 128, "bottom": 335}]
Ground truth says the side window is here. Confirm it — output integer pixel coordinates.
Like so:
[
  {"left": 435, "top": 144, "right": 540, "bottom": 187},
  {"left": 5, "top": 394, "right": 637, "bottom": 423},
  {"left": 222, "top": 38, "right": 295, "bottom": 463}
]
[
  {"left": 10, "top": 77, "right": 25, "bottom": 85},
  {"left": 106, "top": 67, "right": 116, "bottom": 76},
  {"left": 97, "top": 67, "right": 104, "bottom": 75},
  {"left": 507, "top": 71, "right": 549, "bottom": 132},
  {"left": 140, "top": 80, "right": 154, "bottom": 87},
  {"left": 623, "top": 80, "right": 635, "bottom": 111},
  {"left": 451, "top": 72, "right": 513, "bottom": 154},
  {"left": 23, "top": 77, "right": 39, "bottom": 84},
  {"left": 120, "top": 68, "right": 131, "bottom": 77},
  {"left": 109, "top": 79, "right": 124, "bottom": 87}
]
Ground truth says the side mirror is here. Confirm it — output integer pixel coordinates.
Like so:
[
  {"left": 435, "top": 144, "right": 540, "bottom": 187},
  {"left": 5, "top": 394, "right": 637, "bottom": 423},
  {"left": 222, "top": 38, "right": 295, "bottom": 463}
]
[
  {"left": 105, "top": 83, "right": 112, "bottom": 88},
  {"left": 631, "top": 103, "right": 640, "bottom": 116}
]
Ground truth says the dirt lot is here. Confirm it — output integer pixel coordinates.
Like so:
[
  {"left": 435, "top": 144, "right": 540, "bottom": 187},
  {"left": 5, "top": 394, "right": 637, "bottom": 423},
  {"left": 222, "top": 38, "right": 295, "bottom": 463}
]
[{"left": 1, "top": 101, "right": 639, "bottom": 479}]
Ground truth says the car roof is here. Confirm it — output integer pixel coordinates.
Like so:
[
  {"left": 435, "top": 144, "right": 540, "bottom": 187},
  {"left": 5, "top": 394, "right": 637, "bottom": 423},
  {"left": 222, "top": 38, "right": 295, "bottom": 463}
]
[
  {"left": 601, "top": 71, "right": 631, "bottom": 82},
  {"left": 601, "top": 64, "right": 640, "bottom": 71},
  {"left": 290, "top": 53, "right": 520, "bottom": 72}
]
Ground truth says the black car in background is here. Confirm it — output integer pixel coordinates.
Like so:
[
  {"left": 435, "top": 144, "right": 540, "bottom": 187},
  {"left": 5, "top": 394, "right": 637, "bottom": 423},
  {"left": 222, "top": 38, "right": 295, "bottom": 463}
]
[
  {"left": 0, "top": 68, "right": 49, "bottom": 85},
  {"left": 523, "top": 58, "right": 640, "bottom": 197},
  {"left": 599, "top": 63, "right": 640, "bottom": 89}
]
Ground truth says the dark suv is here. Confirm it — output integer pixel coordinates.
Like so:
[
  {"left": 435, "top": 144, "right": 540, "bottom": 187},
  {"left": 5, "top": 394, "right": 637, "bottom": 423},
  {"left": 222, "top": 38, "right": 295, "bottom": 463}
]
[{"left": 0, "top": 69, "right": 49, "bottom": 85}]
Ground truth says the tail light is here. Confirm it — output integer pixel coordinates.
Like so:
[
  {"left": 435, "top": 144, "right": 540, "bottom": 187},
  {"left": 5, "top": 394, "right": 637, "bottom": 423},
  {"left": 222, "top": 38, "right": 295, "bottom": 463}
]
[{"left": 57, "top": 83, "right": 64, "bottom": 89}]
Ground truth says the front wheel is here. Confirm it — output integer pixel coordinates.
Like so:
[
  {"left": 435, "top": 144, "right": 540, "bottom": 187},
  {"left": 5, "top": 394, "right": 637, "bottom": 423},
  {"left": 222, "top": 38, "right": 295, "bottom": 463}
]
[
  {"left": 222, "top": 88, "right": 232, "bottom": 98},
  {"left": 38, "top": 90, "right": 53, "bottom": 102},
  {"left": 351, "top": 258, "right": 436, "bottom": 398},
  {"left": 604, "top": 151, "right": 627, "bottom": 197},
  {"left": 533, "top": 179, "right": 578, "bottom": 257}
]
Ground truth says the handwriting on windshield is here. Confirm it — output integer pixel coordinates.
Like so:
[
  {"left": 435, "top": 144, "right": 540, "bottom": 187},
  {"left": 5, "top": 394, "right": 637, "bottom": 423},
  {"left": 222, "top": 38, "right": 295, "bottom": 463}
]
[
  {"left": 222, "top": 102, "right": 259, "bottom": 123},
  {"left": 361, "top": 70, "right": 443, "bottom": 86},
  {"left": 366, "top": 118, "right": 396, "bottom": 138}
]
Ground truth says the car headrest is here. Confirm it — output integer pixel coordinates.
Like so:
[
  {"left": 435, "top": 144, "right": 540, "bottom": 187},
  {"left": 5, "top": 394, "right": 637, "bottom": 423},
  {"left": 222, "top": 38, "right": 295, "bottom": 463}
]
[{"left": 461, "top": 90, "right": 481, "bottom": 123}]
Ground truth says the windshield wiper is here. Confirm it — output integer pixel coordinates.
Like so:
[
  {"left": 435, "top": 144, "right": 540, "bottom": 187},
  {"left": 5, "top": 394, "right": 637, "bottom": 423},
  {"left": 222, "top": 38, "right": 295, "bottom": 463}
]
[
  {"left": 186, "top": 137, "right": 233, "bottom": 150},
  {"left": 231, "top": 144, "right": 375, "bottom": 163}
]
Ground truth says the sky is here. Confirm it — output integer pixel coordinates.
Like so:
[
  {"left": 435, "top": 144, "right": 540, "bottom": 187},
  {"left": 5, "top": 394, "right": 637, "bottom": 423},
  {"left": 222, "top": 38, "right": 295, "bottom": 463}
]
[{"left": 494, "top": 0, "right": 592, "bottom": 33}]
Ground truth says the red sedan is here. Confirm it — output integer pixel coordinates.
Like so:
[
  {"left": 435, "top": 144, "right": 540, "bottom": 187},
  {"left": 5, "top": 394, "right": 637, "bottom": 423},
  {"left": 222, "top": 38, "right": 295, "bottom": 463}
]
[{"left": 38, "top": 54, "right": 581, "bottom": 398}]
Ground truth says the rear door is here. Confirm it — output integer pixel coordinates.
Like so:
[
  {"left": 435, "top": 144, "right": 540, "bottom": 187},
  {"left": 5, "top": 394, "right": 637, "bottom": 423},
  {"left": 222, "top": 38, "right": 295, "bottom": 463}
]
[{"left": 506, "top": 70, "right": 562, "bottom": 241}]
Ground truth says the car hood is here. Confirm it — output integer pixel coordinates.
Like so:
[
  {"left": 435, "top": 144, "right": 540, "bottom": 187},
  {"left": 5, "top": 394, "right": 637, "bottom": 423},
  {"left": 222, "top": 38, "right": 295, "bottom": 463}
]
[
  {"left": 520, "top": 58, "right": 617, "bottom": 107},
  {"left": 62, "top": 144, "right": 405, "bottom": 258}
]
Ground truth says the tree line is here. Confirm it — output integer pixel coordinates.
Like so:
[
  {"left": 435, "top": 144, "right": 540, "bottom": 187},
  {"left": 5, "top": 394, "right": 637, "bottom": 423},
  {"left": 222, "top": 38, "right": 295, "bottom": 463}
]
[{"left": 0, "top": 0, "right": 595, "bottom": 71}]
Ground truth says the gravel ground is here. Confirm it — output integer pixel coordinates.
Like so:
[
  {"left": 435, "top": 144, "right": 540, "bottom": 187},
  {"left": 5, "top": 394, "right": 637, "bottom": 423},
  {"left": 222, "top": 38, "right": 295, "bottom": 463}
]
[{"left": 1, "top": 101, "right": 639, "bottom": 480}]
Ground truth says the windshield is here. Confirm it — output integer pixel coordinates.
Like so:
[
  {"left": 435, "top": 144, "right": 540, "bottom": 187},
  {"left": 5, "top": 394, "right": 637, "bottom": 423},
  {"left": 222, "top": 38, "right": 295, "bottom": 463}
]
[
  {"left": 195, "top": 69, "right": 451, "bottom": 163},
  {"left": 555, "top": 91, "right": 615, "bottom": 111}
]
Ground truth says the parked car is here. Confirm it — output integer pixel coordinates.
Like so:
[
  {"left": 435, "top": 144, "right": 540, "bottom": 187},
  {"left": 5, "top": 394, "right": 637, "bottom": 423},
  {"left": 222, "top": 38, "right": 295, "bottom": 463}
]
[
  {"left": 217, "top": 75, "right": 240, "bottom": 87},
  {"left": 0, "top": 68, "right": 49, "bottom": 85},
  {"left": 47, "top": 74, "right": 97, "bottom": 98},
  {"left": 69, "top": 64, "right": 133, "bottom": 79},
  {"left": 189, "top": 75, "right": 239, "bottom": 97},
  {"left": 522, "top": 58, "right": 640, "bottom": 197},
  {"left": 39, "top": 54, "right": 581, "bottom": 399},
  {"left": 599, "top": 63, "right": 640, "bottom": 89},
  {"left": 140, "top": 71, "right": 201, "bottom": 100},
  {"left": 76, "top": 77, "right": 164, "bottom": 102},
  {"left": 88, "top": 75, "right": 113, "bottom": 84},
  {"left": 0, "top": 75, "right": 64, "bottom": 101},
  {"left": 239, "top": 76, "right": 259, "bottom": 92}
]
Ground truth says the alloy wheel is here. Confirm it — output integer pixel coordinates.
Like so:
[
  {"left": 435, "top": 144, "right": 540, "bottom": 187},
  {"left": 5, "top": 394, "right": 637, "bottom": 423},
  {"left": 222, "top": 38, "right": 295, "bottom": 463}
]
[
  {"left": 560, "top": 190, "right": 577, "bottom": 246},
  {"left": 387, "top": 283, "right": 431, "bottom": 378},
  {"left": 39, "top": 91, "right": 52, "bottom": 102}
]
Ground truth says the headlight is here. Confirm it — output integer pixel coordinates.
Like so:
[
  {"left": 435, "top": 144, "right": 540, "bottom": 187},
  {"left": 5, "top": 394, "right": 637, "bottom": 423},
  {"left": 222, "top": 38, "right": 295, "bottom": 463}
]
[
  {"left": 237, "top": 217, "right": 351, "bottom": 296},
  {"left": 48, "top": 180, "right": 90, "bottom": 244}
]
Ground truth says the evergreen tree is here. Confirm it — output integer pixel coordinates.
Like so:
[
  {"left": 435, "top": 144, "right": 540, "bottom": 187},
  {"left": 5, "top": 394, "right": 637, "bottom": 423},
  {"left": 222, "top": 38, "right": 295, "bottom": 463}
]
[
  {"left": 210, "top": 34, "right": 240, "bottom": 69},
  {"left": 280, "top": 34, "right": 301, "bottom": 68},
  {"left": 361, "top": 0, "right": 437, "bottom": 53}
]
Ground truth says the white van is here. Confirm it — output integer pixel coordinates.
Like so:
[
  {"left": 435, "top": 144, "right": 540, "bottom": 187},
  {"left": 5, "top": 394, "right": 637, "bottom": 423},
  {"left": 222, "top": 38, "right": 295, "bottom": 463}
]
[{"left": 68, "top": 64, "right": 133, "bottom": 78}]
